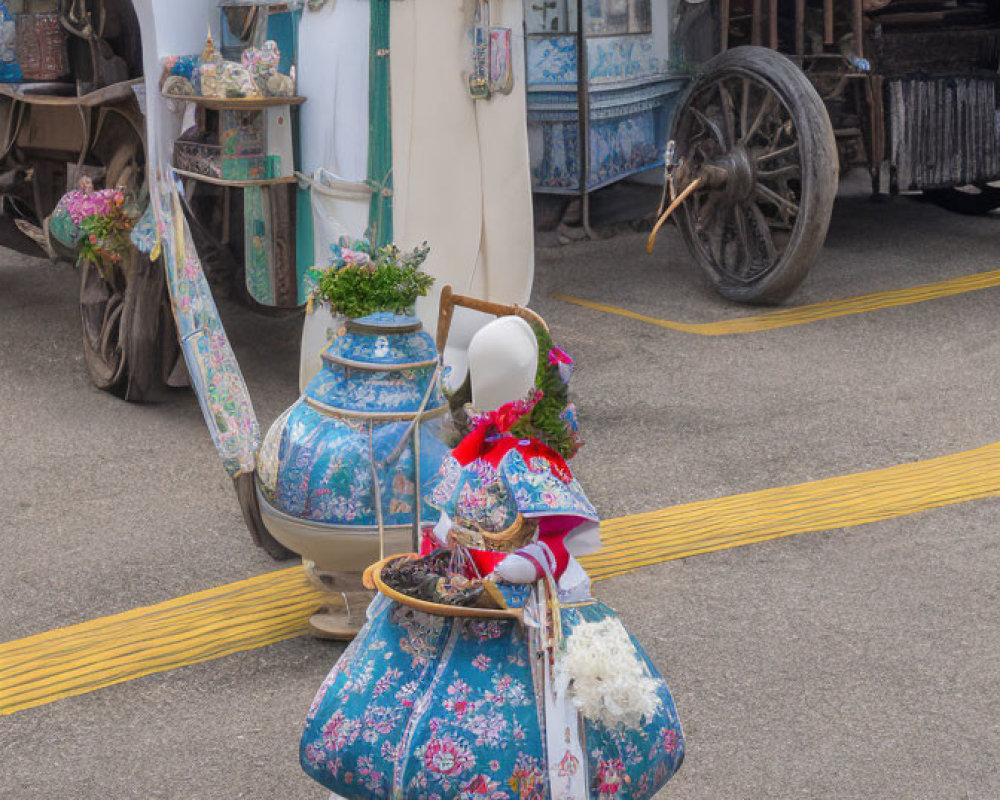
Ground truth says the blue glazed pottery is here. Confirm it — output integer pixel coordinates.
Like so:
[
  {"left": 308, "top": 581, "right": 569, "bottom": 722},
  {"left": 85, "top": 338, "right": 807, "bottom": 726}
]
[{"left": 256, "top": 312, "right": 451, "bottom": 574}]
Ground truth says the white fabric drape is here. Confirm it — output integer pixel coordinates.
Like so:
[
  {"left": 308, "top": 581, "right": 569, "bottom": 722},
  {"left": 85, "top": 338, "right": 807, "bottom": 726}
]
[
  {"left": 297, "top": 0, "right": 535, "bottom": 387},
  {"left": 391, "top": 0, "right": 534, "bottom": 325}
]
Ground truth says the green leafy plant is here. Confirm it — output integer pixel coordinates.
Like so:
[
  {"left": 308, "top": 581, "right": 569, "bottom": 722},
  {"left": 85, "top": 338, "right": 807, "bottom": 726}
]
[
  {"left": 308, "top": 238, "right": 434, "bottom": 318},
  {"left": 510, "top": 324, "right": 582, "bottom": 459}
]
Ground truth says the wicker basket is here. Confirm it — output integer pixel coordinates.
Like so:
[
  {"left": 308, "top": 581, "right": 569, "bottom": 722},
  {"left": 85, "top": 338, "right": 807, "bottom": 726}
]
[
  {"left": 448, "top": 514, "right": 537, "bottom": 554},
  {"left": 368, "top": 554, "right": 523, "bottom": 621}
]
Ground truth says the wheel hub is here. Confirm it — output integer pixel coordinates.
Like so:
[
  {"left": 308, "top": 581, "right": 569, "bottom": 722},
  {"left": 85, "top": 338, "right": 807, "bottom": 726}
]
[{"left": 700, "top": 145, "right": 755, "bottom": 202}]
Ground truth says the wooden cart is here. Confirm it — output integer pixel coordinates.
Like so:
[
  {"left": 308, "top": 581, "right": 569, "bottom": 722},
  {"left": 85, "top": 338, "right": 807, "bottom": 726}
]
[
  {"left": 0, "top": 0, "right": 182, "bottom": 401},
  {"left": 665, "top": 1, "right": 1000, "bottom": 303}
]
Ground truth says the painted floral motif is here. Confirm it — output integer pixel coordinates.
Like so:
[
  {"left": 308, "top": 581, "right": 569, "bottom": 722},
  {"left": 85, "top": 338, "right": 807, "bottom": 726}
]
[
  {"left": 419, "top": 733, "right": 477, "bottom": 777},
  {"left": 301, "top": 595, "right": 683, "bottom": 800},
  {"left": 152, "top": 177, "right": 259, "bottom": 477},
  {"left": 526, "top": 35, "right": 665, "bottom": 89},
  {"left": 267, "top": 401, "right": 448, "bottom": 527},
  {"left": 300, "top": 431, "right": 684, "bottom": 800},
  {"left": 431, "top": 447, "right": 597, "bottom": 534},
  {"left": 332, "top": 318, "right": 437, "bottom": 366}
]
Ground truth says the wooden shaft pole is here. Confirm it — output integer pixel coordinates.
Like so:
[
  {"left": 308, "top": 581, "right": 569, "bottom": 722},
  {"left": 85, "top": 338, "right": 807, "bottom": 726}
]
[
  {"left": 769, "top": 0, "right": 778, "bottom": 49},
  {"left": 824, "top": 0, "right": 834, "bottom": 45},
  {"left": 752, "top": 0, "right": 762, "bottom": 45}
]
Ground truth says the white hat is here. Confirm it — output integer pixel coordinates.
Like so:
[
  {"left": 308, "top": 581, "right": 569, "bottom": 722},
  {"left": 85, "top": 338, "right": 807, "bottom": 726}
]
[{"left": 468, "top": 316, "right": 539, "bottom": 412}]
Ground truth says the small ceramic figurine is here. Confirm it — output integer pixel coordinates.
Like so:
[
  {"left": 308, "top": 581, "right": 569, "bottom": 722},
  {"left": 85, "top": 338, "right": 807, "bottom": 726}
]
[{"left": 300, "top": 316, "right": 684, "bottom": 799}]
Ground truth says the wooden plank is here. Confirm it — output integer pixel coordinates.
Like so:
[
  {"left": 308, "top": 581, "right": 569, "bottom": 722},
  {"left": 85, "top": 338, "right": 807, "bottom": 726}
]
[
  {"left": 0, "top": 78, "right": 142, "bottom": 108},
  {"left": 267, "top": 183, "right": 299, "bottom": 308}
]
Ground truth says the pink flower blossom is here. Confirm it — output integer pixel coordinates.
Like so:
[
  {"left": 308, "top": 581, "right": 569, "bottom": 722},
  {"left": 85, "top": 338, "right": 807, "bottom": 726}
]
[{"left": 421, "top": 734, "right": 475, "bottom": 777}]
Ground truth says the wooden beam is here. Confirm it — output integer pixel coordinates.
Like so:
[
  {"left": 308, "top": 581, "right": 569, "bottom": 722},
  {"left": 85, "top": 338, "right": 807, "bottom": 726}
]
[
  {"left": 769, "top": 0, "right": 778, "bottom": 50},
  {"left": 853, "top": 0, "right": 864, "bottom": 60},
  {"left": 752, "top": 0, "right": 762, "bottom": 45},
  {"left": 824, "top": 0, "right": 834, "bottom": 45},
  {"left": 721, "top": 0, "right": 730, "bottom": 51},
  {"left": 795, "top": 0, "right": 805, "bottom": 55}
]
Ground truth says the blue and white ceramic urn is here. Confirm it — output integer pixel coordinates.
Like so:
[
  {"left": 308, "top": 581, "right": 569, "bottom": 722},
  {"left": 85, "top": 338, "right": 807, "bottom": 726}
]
[{"left": 255, "top": 312, "right": 451, "bottom": 582}]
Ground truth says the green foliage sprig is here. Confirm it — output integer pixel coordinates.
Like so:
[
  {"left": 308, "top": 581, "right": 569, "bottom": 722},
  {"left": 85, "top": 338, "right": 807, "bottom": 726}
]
[
  {"left": 308, "top": 238, "right": 434, "bottom": 319},
  {"left": 510, "top": 324, "right": 582, "bottom": 459}
]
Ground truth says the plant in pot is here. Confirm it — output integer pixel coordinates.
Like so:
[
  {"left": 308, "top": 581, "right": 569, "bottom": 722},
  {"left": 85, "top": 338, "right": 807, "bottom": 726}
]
[{"left": 256, "top": 237, "right": 448, "bottom": 640}]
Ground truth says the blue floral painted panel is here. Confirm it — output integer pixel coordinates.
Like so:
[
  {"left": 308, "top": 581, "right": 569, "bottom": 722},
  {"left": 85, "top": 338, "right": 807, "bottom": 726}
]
[
  {"left": 529, "top": 102, "right": 664, "bottom": 192},
  {"left": 332, "top": 314, "right": 437, "bottom": 367},
  {"left": 526, "top": 35, "right": 664, "bottom": 89},
  {"left": 306, "top": 365, "right": 444, "bottom": 414},
  {"left": 268, "top": 401, "right": 447, "bottom": 527},
  {"left": 262, "top": 312, "right": 449, "bottom": 531},
  {"left": 301, "top": 597, "right": 684, "bottom": 799},
  {"left": 429, "top": 450, "right": 598, "bottom": 531},
  {"left": 153, "top": 179, "right": 260, "bottom": 477},
  {"left": 332, "top": 329, "right": 437, "bottom": 367}
]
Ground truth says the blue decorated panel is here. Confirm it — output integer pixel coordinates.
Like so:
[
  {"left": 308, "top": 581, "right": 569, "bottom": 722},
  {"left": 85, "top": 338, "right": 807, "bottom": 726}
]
[
  {"left": 528, "top": 81, "right": 683, "bottom": 192},
  {"left": 331, "top": 328, "right": 437, "bottom": 367},
  {"left": 266, "top": 313, "right": 450, "bottom": 532},
  {"left": 526, "top": 34, "right": 665, "bottom": 90},
  {"left": 306, "top": 364, "right": 445, "bottom": 415},
  {"left": 270, "top": 402, "right": 446, "bottom": 527}
]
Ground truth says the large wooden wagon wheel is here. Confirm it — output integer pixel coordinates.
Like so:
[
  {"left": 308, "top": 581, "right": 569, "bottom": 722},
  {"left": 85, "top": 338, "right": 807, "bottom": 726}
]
[
  {"left": 670, "top": 47, "right": 838, "bottom": 304},
  {"left": 79, "top": 139, "right": 178, "bottom": 402}
]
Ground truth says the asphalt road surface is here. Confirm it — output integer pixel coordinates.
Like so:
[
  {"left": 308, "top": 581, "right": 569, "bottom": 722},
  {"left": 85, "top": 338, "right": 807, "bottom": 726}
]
[{"left": 2, "top": 174, "right": 998, "bottom": 799}]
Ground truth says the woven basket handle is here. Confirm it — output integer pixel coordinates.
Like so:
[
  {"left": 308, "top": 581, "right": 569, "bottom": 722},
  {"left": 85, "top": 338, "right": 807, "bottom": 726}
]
[{"left": 436, "top": 285, "right": 549, "bottom": 354}]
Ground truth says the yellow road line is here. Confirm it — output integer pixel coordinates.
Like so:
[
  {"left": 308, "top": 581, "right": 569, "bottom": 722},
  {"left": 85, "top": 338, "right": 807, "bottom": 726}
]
[
  {"left": 553, "top": 269, "right": 1000, "bottom": 335},
  {"left": 4, "top": 440, "right": 1000, "bottom": 715},
  {"left": 0, "top": 569, "right": 326, "bottom": 715},
  {"left": 581, "top": 441, "right": 1000, "bottom": 580}
]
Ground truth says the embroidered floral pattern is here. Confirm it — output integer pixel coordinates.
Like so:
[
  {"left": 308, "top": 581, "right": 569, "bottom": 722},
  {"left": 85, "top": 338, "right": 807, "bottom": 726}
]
[
  {"left": 300, "top": 431, "right": 683, "bottom": 800},
  {"left": 301, "top": 596, "right": 684, "bottom": 800}
]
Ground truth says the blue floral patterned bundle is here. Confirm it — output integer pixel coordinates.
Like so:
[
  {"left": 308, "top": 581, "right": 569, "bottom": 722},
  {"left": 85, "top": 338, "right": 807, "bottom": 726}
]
[{"left": 301, "top": 596, "right": 684, "bottom": 799}]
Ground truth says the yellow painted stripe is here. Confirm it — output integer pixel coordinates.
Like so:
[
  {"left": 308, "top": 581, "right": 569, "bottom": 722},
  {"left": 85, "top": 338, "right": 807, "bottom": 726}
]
[
  {"left": 553, "top": 269, "right": 1000, "bottom": 335},
  {"left": 0, "top": 569, "right": 326, "bottom": 715},
  {"left": 580, "top": 441, "right": 1000, "bottom": 580},
  {"left": 4, "top": 441, "right": 999, "bottom": 715}
]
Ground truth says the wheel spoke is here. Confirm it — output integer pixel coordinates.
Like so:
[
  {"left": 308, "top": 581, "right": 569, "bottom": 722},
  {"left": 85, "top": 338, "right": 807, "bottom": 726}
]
[
  {"left": 100, "top": 298, "right": 124, "bottom": 364},
  {"left": 741, "top": 92, "right": 776, "bottom": 144},
  {"left": 717, "top": 80, "right": 737, "bottom": 147},
  {"left": 739, "top": 78, "right": 751, "bottom": 142},
  {"left": 758, "top": 141, "right": 799, "bottom": 164},
  {"left": 766, "top": 116, "right": 794, "bottom": 153},
  {"left": 732, "top": 204, "right": 753, "bottom": 276},
  {"left": 755, "top": 183, "right": 799, "bottom": 218},
  {"left": 745, "top": 202, "right": 779, "bottom": 265},
  {"left": 757, "top": 163, "right": 801, "bottom": 181},
  {"left": 690, "top": 106, "right": 726, "bottom": 150}
]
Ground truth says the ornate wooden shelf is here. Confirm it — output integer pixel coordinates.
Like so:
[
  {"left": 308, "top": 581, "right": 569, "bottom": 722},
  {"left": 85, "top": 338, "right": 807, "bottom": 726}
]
[
  {"left": 172, "top": 167, "right": 298, "bottom": 187},
  {"left": 162, "top": 93, "right": 305, "bottom": 110}
]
